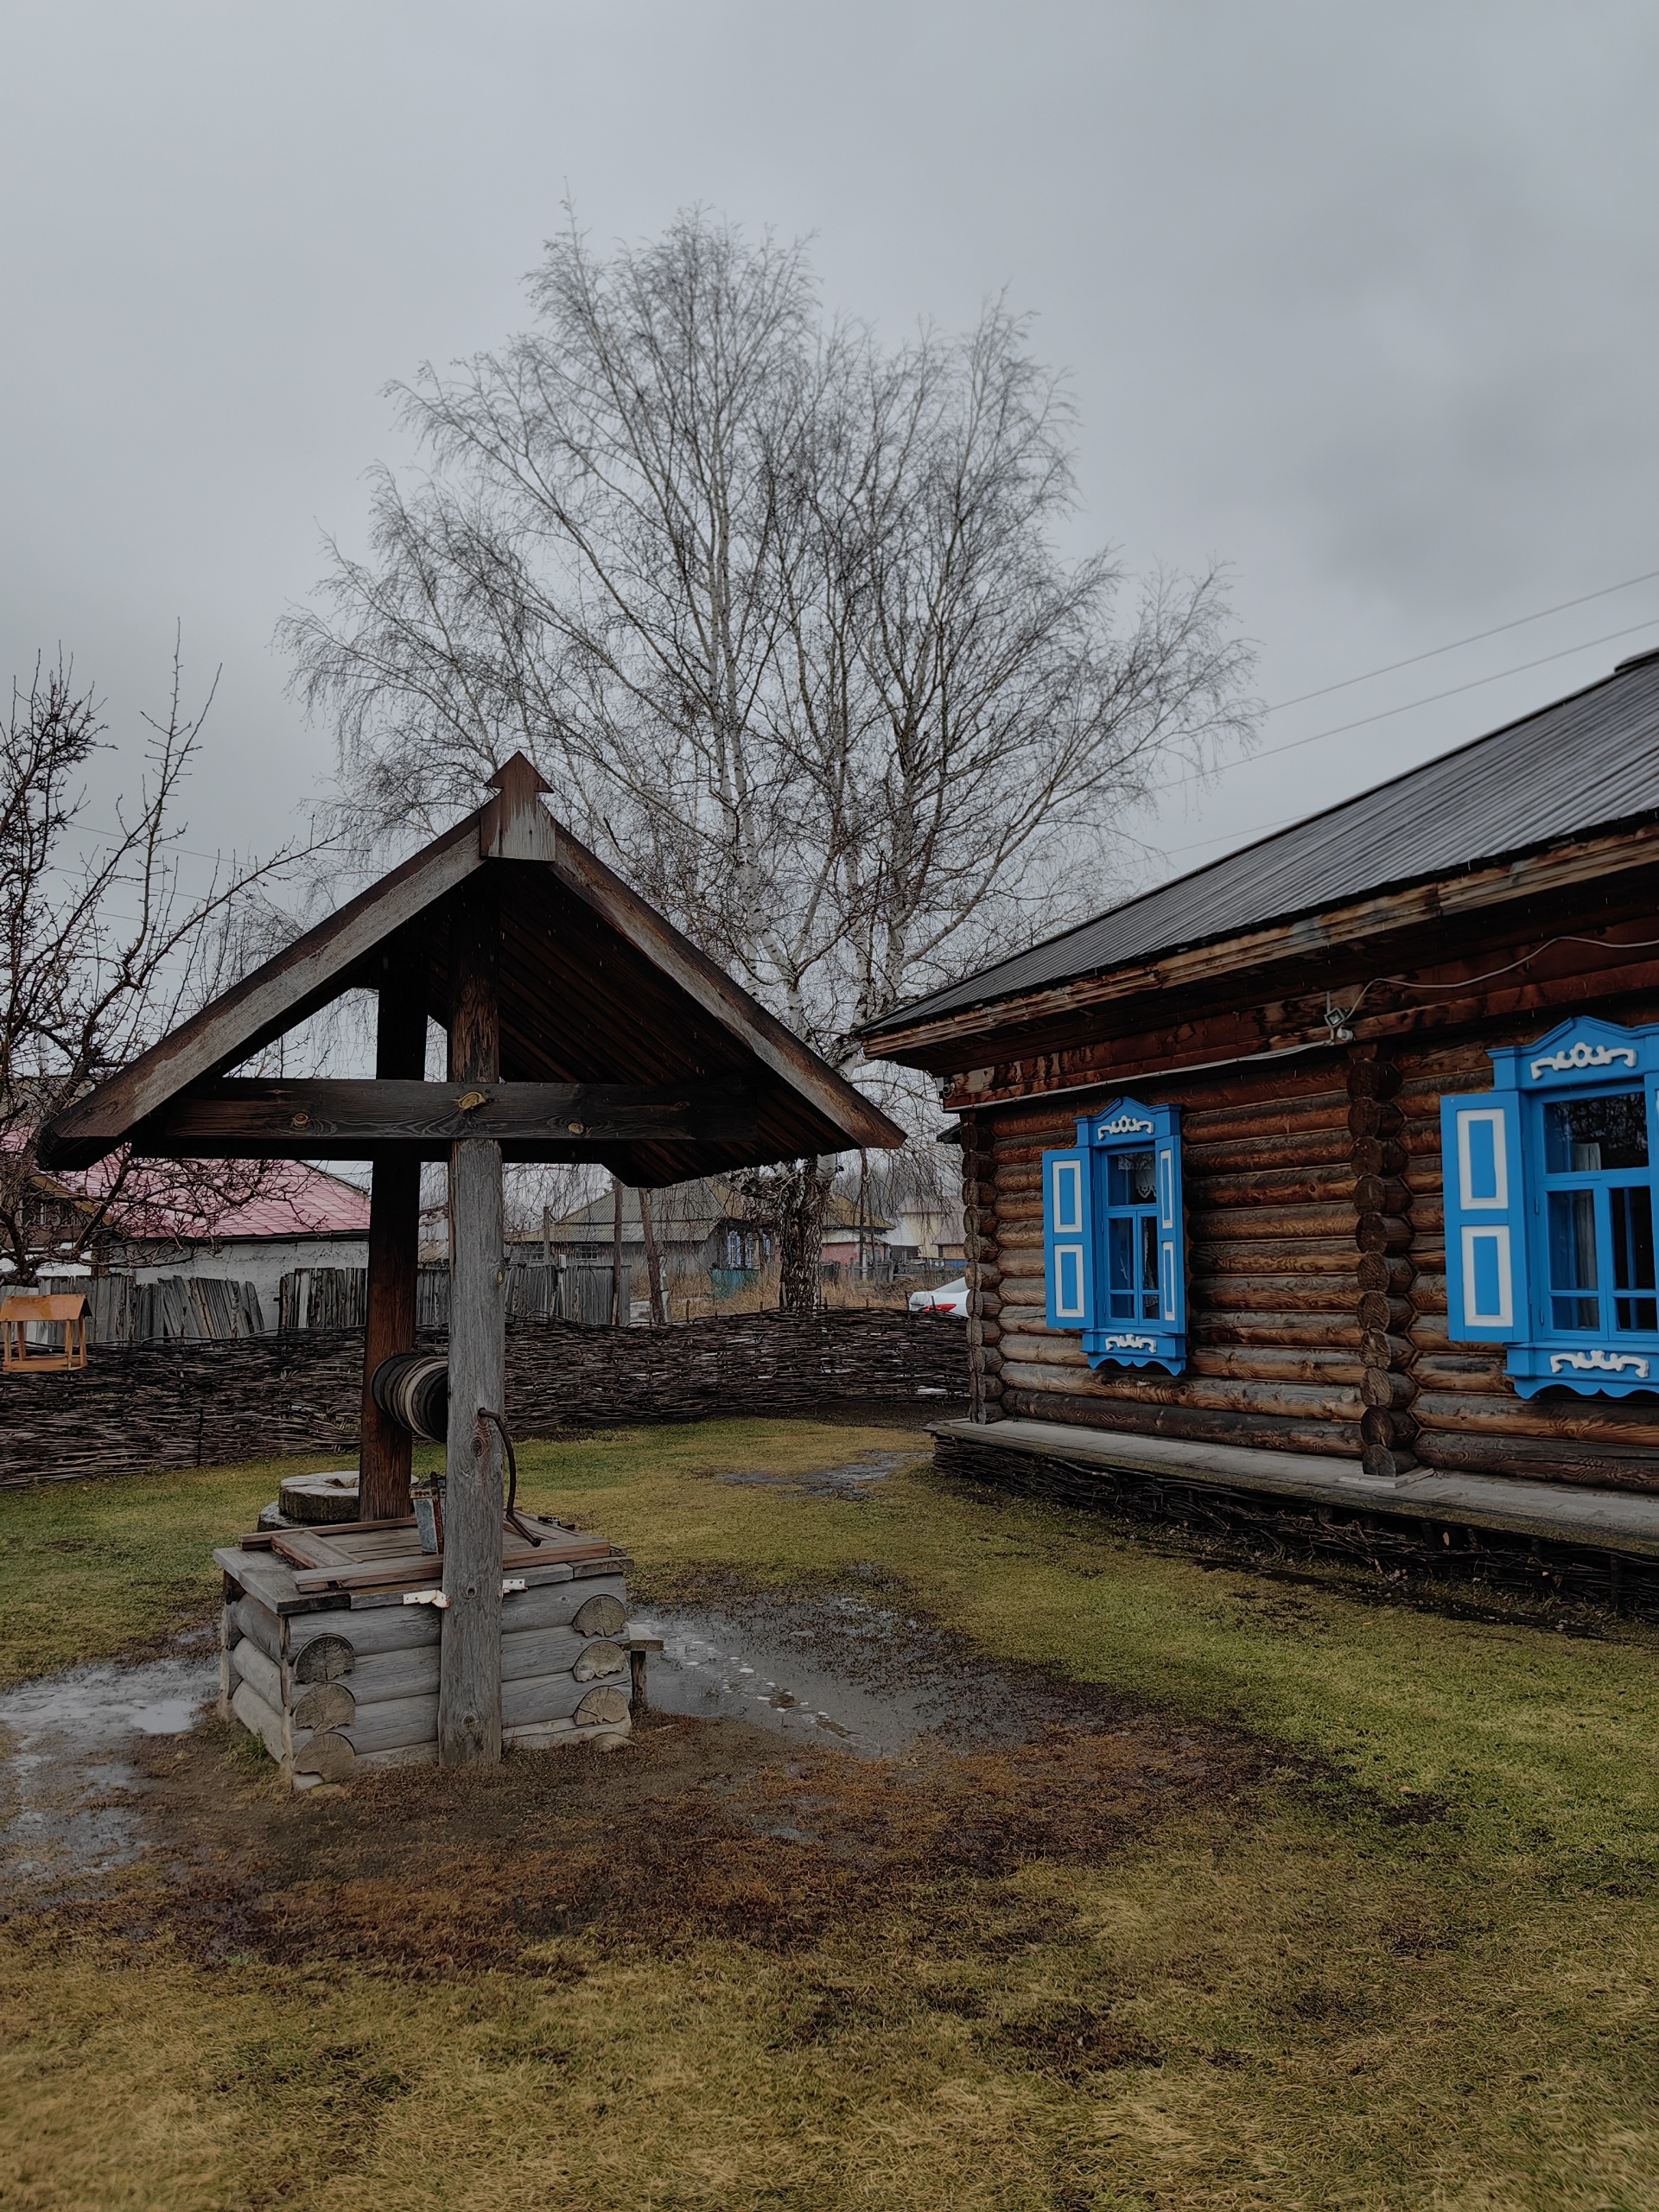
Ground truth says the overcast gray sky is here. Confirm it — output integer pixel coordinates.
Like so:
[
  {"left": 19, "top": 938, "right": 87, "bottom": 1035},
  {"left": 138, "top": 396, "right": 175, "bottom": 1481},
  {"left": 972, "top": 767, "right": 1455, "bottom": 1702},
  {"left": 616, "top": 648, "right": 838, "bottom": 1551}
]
[{"left": 5, "top": 0, "right": 1657, "bottom": 919}]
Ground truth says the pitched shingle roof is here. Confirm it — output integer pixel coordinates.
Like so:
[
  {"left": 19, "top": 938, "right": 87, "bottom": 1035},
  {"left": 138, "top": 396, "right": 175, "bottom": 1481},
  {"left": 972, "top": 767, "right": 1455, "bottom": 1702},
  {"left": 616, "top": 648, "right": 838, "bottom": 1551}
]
[{"left": 862, "top": 649, "right": 1659, "bottom": 1038}]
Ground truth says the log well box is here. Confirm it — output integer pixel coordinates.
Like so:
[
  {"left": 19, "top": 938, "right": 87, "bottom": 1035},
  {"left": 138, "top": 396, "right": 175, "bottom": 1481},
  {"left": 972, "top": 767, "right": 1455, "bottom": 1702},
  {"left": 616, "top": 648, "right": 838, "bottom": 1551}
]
[{"left": 215, "top": 1529, "right": 632, "bottom": 1788}]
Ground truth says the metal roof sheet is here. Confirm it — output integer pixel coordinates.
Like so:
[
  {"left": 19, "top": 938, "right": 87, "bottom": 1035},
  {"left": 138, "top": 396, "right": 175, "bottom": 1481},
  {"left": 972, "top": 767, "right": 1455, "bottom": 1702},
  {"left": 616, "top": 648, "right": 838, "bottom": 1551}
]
[{"left": 865, "top": 650, "right": 1659, "bottom": 1036}]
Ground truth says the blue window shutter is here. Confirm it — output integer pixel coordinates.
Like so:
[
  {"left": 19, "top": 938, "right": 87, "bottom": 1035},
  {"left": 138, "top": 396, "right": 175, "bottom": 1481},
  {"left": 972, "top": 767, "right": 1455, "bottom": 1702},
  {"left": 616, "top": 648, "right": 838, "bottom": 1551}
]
[
  {"left": 1152, "top": 1102, "right": 1186, "bottom": 1337},
  {"left": 1440, "top": 1090, "right": 1527, "bottom": 1342},
  {"left": 1043, "top": 1145, "right": 1096, "bottom": 1331}
]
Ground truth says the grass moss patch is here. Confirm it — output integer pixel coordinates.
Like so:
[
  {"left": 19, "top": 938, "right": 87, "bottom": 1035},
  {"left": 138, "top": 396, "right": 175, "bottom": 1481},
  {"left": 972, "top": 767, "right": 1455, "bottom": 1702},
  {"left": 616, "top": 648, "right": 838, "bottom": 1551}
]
[{"left": 4, "top": 1417, "right": 1659, "bottom": 2207}]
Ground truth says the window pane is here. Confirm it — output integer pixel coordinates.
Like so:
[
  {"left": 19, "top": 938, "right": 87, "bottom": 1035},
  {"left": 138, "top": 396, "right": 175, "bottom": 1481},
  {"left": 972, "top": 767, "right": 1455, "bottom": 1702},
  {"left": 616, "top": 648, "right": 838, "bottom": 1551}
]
[
  {"left": 1107, "top": 1150, "right": 1156, "bottom": 1206},
  {"left": 1140, "top": 1215, "right": 1159, "bottom": 1319},
  {"left": 1544, "top": 1093, "right": 1649, "bottom": 1173},
  {"left": 1108, "top": 1215, "right": 1134, "bottom": 1318},
  {"left": 1612, "top": 1185, "right": 1657, "bottom": 1332},
  {"left": 1548, "top": 1189, "right": 1599, "bottom": 1331}
]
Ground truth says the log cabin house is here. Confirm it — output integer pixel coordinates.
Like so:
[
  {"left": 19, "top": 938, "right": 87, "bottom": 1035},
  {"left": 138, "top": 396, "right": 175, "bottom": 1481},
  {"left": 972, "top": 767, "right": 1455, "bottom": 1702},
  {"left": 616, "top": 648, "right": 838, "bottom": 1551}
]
[{"left": 861, "top": 646, "right": 1659, "bottom": 1568}]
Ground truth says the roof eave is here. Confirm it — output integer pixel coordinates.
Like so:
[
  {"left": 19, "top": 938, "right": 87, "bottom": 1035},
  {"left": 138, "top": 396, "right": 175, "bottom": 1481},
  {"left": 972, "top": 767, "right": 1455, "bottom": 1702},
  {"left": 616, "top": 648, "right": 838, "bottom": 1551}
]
[{"left": 863, "top": 813, "right": 1659, "bottom": 1067}]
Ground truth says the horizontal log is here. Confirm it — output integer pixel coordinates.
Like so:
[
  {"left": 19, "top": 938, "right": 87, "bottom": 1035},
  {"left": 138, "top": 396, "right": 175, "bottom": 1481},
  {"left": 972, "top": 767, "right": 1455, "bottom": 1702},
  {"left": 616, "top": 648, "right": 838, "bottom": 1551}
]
[
  {"left": 1414, "top": 1392, "right": 1659, "bottom": 1446},
  {"left": 1193, "top": 1205, "right": 1357, "bottom": 1243},
  {"left": 129, "top": 1076, "right": 758, "bottom": 1159},
  {"left": 997, "top": 1387, "right": 1364, "bottom": 1457},
  {"left": 1357, "top": 1294, "right": 1415, "bottom": 1332},
  {"left": 1195, "top": 1273, "right": 1358, "bottom": 1310},
  {"left": 1192, "top": 1166, "right": 1357, "bottom": 1211},
  {"left": 1415, "top": 1432, "right": 1659, "bottom": 1491},
  {"left": 346, "top": 1620, "right": 625, "bottom": 1706},
  {"left": 1196, "top": 1311, "right": 1360, "bottom": 1349},
  {"left": 1352, "top": 1175, "right": 1409, "bottom": 1217},
  {"left": 292, "top": 1681, "right": 356, "bottom": 1732},
  {"left": 1350, "top": 1141, "right": 1407, "bottom": 1179},
  {"left": 1182, "top": 1127, "right": 1355, "bottom": 1176},
  {"left": 1355, "top": 1215, "right": 1412, "bottom": 1255},
  {"left": 1410, "top": 1351, "right": 1507, "bottom": 1388},
  {"left": 1001, "top": 1334, "right": 1090, "bottom": 1368},
  {"left": 1179, "top": 1089, "right": 1351, "bottom": 1143},
  {"left": 1357, "top": 1253, "right": 1415, "bottom": 1295},
  {"left": 232, "top": 1676, "right": 286, "bottom": 1764},
  {"left": 998, "top": 1359, "right": 1362, "bottom": 1421},
  {"left": 229, "top": 1635, "right": 283, "bottom": 1712},
  {"left": 1359, "top": 1367, "right": 1419, "bottom": 1410},
  {"left": 1346, "top": 1100, "right": 1404, "bottom": 1143},
  {"left": 1193, "top": 1242, "right": 1360, "bottom": 1279},
  {"left": 1358, "top": 1331, "right": 1414, "bottom": 1370},
  {"left": 341, "top": 1691, "right": 437, "bottom": 1755},
  {"left": 1188, "top": 1345, "right": 1365, "bottom": 1385},
  {"left": 1346, "top": 1059, "right": 1402, "bottom": 1102}
]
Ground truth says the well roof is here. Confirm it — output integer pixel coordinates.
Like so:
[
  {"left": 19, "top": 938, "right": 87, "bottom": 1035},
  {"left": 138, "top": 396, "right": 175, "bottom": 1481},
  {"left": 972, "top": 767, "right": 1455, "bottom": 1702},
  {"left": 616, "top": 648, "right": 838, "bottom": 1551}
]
[{"left": 41, "top": 756, "right": 900, "bottom": 1185}]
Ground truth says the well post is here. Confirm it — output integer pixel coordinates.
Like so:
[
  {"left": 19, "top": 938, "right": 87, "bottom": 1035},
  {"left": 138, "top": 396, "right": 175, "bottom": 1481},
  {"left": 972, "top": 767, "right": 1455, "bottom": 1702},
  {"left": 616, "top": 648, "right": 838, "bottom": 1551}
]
[
  {"left": 439, "top": 877, "right": 506, "bottom": 1765},
  {"left": 358, "top": 951, "right": 425, "bottom": 1520}
]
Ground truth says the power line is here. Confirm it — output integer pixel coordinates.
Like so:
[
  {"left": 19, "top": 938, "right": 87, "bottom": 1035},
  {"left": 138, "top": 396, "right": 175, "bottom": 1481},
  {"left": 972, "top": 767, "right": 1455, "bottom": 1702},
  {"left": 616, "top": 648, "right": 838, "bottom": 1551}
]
[
  {"left": 1260, "top": 563, "right": 1659, "bottom": 715},
  {"left": 1156, "top": 613, "right": 1659, "bottom": 799}
]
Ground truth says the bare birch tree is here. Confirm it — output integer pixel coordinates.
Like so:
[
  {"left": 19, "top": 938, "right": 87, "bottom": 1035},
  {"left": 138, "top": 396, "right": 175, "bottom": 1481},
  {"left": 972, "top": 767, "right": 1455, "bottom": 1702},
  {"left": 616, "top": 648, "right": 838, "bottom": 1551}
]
[
  {"left": 1, "top": 645, "right": 312, "bottom": 1279},
  {"left": 283, "top": 210, "right": 1256, "bottom": 1302}
]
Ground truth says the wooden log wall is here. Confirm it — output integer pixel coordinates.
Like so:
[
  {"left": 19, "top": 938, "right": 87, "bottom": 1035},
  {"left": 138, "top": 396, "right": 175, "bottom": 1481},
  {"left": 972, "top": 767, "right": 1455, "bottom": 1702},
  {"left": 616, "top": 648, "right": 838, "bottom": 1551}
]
[
  {"left": 972, "top": 1004, "right": 1659, "bottom": 1497},
  {"left": 983, "top": 1065, "right": 1374, "bottom": 1459},
  {"left": 221, "top": 1567, "right": 633, "bottom": 1787},
  {"left": 0, "top": 1307, "right": 968, "bottom": 1485}
]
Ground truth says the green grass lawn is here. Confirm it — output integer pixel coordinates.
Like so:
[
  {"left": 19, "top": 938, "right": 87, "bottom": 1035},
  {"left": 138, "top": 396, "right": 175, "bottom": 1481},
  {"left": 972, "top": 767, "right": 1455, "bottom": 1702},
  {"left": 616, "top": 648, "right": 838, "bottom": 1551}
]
[{"left": 3, "top": 1421, "right": 1659, "bottom": 2210}]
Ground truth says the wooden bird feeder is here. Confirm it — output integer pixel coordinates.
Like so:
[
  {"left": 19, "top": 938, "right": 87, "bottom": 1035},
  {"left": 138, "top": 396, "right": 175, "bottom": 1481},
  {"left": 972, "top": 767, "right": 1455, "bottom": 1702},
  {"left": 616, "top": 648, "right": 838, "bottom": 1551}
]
[
  {"left": 1, "top": 1293, "right": 91, "bottom": 1373},
  {"left": 37, "top": 756, "right": 902, "bottom": 1783}
]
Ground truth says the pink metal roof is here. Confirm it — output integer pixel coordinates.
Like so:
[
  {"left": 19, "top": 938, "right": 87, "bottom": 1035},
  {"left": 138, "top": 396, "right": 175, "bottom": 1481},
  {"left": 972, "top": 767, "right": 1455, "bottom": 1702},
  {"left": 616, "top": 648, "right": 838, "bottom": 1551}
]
[{"left": 63, "top": 1156, "right": 371, "bottom": 1243}]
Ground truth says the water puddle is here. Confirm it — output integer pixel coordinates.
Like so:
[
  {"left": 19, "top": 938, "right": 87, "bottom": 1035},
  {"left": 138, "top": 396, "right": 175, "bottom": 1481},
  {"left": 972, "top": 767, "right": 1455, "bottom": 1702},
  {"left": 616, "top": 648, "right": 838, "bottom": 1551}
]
[
  {"left": 0, "top": 1654, "right": 217, "bottom": 1891},
  {"left": 716, "top": 1451, "right": 918, "bottom": 1498},
  {"left": 631, "top": 1589, "right": 1079, "bottom": 1758}
]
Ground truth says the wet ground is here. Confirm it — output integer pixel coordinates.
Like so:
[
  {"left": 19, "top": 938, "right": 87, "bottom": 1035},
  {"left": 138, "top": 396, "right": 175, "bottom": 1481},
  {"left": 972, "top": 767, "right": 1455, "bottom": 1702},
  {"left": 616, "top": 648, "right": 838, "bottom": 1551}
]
[
  {"left": 0, "top": 1554, "right": 1264, "bottom": 1991},
  {"left": 634, "top": 1582, "right": 1087, "bottom": 1758},
  {"left": 0, "top": 1649, "right": 219, "bottom": 1892},
  {"left": 0, "top": 1571, "right": 1128, "bottom": 1895}
]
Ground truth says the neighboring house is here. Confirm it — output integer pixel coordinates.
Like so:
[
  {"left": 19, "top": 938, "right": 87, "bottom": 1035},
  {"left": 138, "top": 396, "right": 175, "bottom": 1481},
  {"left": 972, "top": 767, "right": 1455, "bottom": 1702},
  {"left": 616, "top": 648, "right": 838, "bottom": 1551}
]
[
  {"left": 878, "top": 1199, "right": 967, "bottom": 1262},
  {"left": 531, "top": 1179, "right": 890, "bottom": 1300},
  {"left": 30, "top": 1157, "right": 371, "bottom": 1332},
  {"left": 861, "top": 645, "right": 1659, "bottom": 1555}
]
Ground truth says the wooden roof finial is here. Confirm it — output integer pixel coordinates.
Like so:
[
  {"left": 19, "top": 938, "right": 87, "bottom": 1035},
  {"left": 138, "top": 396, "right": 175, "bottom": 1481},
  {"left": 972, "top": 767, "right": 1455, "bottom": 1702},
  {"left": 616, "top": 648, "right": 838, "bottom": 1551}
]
[{"left": 480, "top": 752, "right": 559, "bottom": 863}]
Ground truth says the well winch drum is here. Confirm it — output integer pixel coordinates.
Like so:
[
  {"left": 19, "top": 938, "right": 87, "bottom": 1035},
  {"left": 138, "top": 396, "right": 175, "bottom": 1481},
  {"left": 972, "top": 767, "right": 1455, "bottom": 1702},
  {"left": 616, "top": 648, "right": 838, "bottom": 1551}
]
[{"left": 369, "top": 1351, "right": 449, "bottom": 1442}]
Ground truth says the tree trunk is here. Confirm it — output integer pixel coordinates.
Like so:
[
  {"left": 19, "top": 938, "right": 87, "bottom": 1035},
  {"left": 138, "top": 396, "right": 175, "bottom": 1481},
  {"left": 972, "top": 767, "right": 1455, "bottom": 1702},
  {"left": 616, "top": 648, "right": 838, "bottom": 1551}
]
[
  {"left": 640, "top": 1188, "right": 666, "bottom": 1326},
  {"left": 778, "top": 1156, "right": 834, "bottom": 1314},
  {"left": 439, "top": 876, "right": 505, "bottom": 1769}
]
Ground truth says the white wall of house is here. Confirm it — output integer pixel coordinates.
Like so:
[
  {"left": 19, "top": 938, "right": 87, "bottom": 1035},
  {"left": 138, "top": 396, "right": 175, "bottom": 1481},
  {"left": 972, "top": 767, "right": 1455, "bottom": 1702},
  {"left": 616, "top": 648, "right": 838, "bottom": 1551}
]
[{"left": 124, "top": 1236, "right": 369, "bottom": 1328}]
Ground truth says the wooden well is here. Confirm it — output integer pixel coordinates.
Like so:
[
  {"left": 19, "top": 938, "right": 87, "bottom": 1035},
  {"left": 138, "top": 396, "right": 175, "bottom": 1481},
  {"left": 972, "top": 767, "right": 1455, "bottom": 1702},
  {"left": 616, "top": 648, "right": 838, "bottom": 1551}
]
[
  {"left": 218, "top": 1514, "right": 634, "bottom": 1787},
  {"left": 40, "top": 755, "right": 900, "bottom": 1774}
]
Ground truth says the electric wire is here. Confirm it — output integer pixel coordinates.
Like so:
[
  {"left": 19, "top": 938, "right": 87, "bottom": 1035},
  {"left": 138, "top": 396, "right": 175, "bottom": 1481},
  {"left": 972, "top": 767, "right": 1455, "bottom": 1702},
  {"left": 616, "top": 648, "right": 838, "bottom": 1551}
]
[{"left": 1259, "top": 563, "right": 1659, "bottom": 715}]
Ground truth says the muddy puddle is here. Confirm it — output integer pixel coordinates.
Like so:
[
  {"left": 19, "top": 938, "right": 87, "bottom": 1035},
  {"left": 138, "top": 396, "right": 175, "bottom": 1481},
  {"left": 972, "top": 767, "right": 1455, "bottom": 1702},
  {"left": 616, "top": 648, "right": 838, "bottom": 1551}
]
[
  {"left": 634, "top": 1586, "right": 1079, "bottom": 1758},
  {"left": 0, "top": 1651, "right": 219, "bottom": 1891}
]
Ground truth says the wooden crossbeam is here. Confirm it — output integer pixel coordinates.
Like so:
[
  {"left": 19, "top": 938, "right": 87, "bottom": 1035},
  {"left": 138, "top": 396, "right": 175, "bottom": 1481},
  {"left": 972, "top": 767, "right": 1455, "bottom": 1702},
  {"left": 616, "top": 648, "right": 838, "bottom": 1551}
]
[{"left": 125, "top": 1077, "right": 759, "bottom": 1157}]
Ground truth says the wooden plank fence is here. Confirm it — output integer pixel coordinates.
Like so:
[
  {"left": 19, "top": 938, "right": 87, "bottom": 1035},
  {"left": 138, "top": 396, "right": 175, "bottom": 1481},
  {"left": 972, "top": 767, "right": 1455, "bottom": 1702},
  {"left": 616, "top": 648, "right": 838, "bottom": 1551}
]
[
  {"left": 0, "top": 1307, "right": 968, "bottom": 1484},
  {"left": 87, "top": 1274, "right": 266, "bottom": 1345}
]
